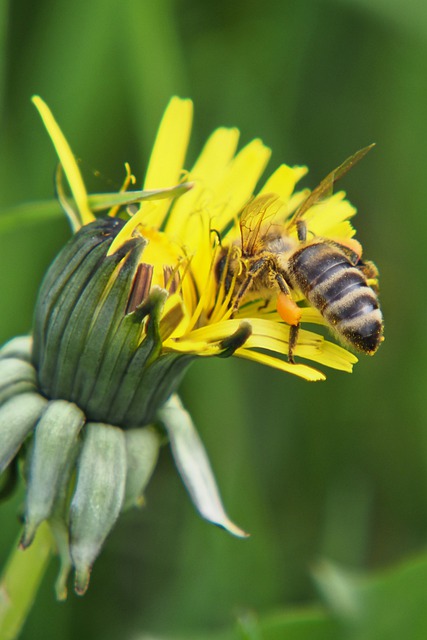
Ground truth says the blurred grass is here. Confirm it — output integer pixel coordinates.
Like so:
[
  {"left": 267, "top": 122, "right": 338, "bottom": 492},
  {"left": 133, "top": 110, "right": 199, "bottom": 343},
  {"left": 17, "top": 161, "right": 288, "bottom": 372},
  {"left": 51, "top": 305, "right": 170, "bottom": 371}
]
[{"left": 1, "top": 0, "right": 427, "bottom": 638}]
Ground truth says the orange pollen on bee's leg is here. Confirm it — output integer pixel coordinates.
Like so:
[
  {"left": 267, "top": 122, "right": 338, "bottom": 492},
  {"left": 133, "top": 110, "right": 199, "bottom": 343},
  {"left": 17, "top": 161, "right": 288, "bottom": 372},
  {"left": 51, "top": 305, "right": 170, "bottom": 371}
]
[{"left": 276, "top": 292, "right": 302, "bottom": 326}]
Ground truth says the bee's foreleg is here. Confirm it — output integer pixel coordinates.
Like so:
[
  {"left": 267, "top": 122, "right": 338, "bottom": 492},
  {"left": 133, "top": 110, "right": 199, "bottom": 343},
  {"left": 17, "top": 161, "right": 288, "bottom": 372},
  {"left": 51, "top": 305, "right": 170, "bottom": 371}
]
[
  {"left": 231, "top": 258, "right": 268, "bottom": 315},
  {"left": 231, "top": 277, "right": 252, "bottom": 315}
]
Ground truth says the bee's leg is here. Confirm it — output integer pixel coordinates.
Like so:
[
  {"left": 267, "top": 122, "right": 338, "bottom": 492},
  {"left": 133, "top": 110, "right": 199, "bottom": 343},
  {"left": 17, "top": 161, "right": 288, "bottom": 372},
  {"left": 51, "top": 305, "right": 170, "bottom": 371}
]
[
  {"left": 231, "top": 277, "right": 252, "bottom": 315},
  {"left": 275, "top": 272, "right": 291, "bottom": 297},
  {"left": 275, "top": 273, "right": 302, "bottom": 364},
  {"left": 288, "top": 324, "right": 300, "bottom": 364},
  {"left": 256, "top": 298, "right": 270, "bottom": 312},
  {"left": 296, "top": 219, "right": 307, "bottom": 243},
  {"left": 231, "top": 258, "right": 268, "bottom": 315}
]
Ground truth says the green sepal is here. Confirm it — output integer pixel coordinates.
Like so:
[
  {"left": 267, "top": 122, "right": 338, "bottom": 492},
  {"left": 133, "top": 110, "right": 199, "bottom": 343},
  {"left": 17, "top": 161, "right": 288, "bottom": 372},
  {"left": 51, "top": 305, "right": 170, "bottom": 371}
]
[
  {"left": 0, "top": 358, "right": 35, "bottom": 387},
  {"left": 22, "top": 400, "right": 85, "bottom": 549},
  {"left": 33, "top": 218, "right": 125, "bottom": 369},
  {"left": 48, "top": 439, "right": 81, "bottom": 601},
  {"left": 36, "top": 223, "right": 122, "bottom": 390},
  {"left": 0, "top": 380, "right": 36, "bottom": 406},
  {"left": 87, "top": 286, "right": 162, "bottom": 425},
  {"left": 87, "top": 305, "right": 151, "bottom": 423},
  {"left": 0, "top": 358, "right": 37, "bottom": 405},
  {"left": 106, "top": 287, "right": 169, "bottom": 426},
  {"left": 47, "top": 238, "right": 143, "bottom": 402},
  {"left": 122, "top": 427, "right": 162, "bottom": 511},
  {"left": 123, "top": 353, "right": 195, "bottom": 427},
  {"left": 131, "top": 285, "right": 167, "bottom": 369},
  {"left": 49, "top": 517, "right": 73, "bottom": 602},
  {"left": 70, "top": 422, "right": 127, "bottom": 595},
  {"left": 73, "top": 238, "right": 147, "bottom": 413},
  {"left": 158, "top": 394, "right": 248, "bottom": 539},
  {"left": 0, "top": 336, "right": 33, "bottom": 362},
  {"left": 0, "top": 393, "right": 48, "bottom": 473}
]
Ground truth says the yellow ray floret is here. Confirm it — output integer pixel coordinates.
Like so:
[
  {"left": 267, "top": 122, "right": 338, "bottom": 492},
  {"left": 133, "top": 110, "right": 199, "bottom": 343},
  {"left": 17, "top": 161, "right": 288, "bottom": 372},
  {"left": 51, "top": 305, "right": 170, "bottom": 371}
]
[
  {"left": 140, "top": 97, "right": 193, "bottom": 228},
  {"left": 33, "top": 95, "right": 373, "bottom": 382},
  {"left": 32, "top": 96, "right": 93, "bottom": 229}
]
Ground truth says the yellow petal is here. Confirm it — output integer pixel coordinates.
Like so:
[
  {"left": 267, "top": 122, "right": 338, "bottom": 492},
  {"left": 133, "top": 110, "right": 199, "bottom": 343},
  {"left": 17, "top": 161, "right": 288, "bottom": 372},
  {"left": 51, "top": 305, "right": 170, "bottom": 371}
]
[
  {"left": 296, "top": 340, "right": 358, "bottom": 371},
  {"left": 323, "top": 221, "right": 356, "bottom": 239},
  {"left": 144, "top": 97, "right": 193, "bottom": 188},
  {"left": 159, "top": 294, "right": 188, "bottom": 341},
  {"left": 164, "top": 337, "right": 221, "bottom": 356},
  {"left": 243, "top": 332, "right": 355, "bottom": 373},
  {"left": 190, "top": 317, "right": 355, "bottom": 373},
  {"left": 259, "top": 164, "right": 307, "bottom": 203},
  {"left": 172, "top": 318, "right": 330, "bottom": 379},
  {"left": 139, "top": 96, "right": 193, "bottom": 228},
  {"left": 286, "top": 189, "right": 310, "bottom": 218},
  {"left": 300, "top": 307, "right": 325, "bottom": 324},
  {"left": 181, "top": 319, "right": 241, "bottom": 343},
  {"left": 234, "top": 348, "right": 326, "bottom": 381},
  {"left": 166, "top": 127, "right": 240, "bottom": 242},
  {"left": 303, "top": 192, "right": 356, "bottom": 237},
  {"left": 32, "top": 96, "right": 93, "bottom": 228},
  {"left": 211, "top": 139, "right": 271, "bottom": 234},
  {"left": 242, "top": 318, "right": 356, "bottom": 371}
]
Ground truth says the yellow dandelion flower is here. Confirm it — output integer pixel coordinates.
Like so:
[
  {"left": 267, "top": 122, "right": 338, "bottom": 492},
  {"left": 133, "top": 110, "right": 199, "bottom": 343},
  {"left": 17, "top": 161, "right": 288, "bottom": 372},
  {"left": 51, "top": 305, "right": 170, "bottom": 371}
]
[{"left": 0, "top": 96, "right": 383, "bottom": 598}]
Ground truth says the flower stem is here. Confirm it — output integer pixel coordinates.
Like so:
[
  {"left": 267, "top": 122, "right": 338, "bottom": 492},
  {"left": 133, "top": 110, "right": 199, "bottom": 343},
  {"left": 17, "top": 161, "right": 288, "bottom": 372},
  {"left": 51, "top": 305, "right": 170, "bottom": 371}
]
[{"left": 0, "top": 522, "right": 54, "bottom": 640}]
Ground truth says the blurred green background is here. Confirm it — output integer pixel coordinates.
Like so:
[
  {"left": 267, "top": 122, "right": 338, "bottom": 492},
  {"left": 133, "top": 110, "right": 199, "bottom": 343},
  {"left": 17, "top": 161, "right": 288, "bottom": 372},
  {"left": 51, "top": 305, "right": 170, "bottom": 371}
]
[{"left": 1, "top": 0, "right": 427, "bottom": 638}]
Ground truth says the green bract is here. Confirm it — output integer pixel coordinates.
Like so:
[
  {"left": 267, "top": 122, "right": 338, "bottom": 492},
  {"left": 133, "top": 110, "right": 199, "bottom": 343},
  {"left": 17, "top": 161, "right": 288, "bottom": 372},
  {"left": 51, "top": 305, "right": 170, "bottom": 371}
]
[
  {"left": 33, "top": 217, "right": 192, "bottom": 427},
  {"left": 0, "top": 218, "right": 245, "bottom": 598}
]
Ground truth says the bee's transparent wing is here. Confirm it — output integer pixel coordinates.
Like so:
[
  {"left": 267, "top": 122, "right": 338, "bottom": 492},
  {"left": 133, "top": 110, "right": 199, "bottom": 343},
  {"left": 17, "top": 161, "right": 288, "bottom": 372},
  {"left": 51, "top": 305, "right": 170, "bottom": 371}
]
[
  {"left": 239, "top": 193, "right": 282, "bottom": 255},
  {"left": 289, "top": 144, "right": 375, "bottom": 229}
]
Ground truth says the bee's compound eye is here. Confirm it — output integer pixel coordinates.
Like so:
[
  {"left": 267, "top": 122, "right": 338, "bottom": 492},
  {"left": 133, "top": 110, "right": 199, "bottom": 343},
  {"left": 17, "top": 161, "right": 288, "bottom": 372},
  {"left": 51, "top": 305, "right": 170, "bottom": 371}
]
[{"left": 276, "top": 292, "right": 302, "bottom": 326}]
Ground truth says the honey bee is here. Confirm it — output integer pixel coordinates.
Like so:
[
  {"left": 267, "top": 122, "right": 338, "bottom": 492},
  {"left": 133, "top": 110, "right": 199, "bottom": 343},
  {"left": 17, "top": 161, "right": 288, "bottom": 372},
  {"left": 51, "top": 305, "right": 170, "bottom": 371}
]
[{"left": 215, "top": 145, "right": 384, "bottom": 363}]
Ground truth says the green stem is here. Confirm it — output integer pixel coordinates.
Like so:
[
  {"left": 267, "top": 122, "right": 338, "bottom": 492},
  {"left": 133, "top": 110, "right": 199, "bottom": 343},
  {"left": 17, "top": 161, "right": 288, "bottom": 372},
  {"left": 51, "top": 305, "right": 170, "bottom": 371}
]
[{"left": 0, "top": 522, "right": 54, "bottom": 640}]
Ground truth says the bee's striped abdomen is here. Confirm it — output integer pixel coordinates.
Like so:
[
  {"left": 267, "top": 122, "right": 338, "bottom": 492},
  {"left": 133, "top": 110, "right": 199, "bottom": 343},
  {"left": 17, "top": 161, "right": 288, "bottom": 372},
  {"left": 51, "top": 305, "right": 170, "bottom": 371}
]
[{"left": 288, "top": 242, "right": 383, "bottom": 354}]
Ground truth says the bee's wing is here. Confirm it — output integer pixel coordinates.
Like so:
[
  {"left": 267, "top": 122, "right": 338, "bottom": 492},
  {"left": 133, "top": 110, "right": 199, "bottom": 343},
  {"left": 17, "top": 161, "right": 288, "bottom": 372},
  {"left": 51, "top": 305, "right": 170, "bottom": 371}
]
[
  {"left": 290, "top": 144, "right": 375, "bottom": 228},
  {"left": 239, "top": 194, "right": 281, "bottom": 255}
]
